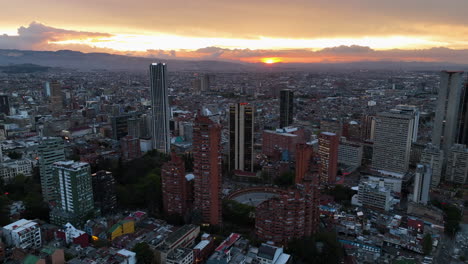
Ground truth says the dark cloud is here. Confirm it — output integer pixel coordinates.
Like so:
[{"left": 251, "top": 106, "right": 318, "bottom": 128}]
[
  {"left": 318, "top": 45, "right": 374, "bottom": 53},
  {"left": 0, "top": 22, "right": 112, "bottom": 50}
]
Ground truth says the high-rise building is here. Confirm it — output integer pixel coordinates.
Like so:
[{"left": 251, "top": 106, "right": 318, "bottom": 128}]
[
  {"left": 295, "top": 143, "right": 314, "bottom": 184},
  {"left": 127, "top": 117, "right": 141, "bottom": 138},
  {"left": 412, "top": 164, "right": 431, "bottom": 205},
  {"left": 44, "top": 82, "right": 51, "bottom": 97},
  {"left": 111, "top": 114, "right": 132, "bottom": 140},
  {"left": 38, "top": 137, "right": 66, "bottom": 203},
  {"left": 0, "top": 95, "right": 10, "bottom": 116},
  {"left": 193, "top": 115, "right": 222, "bottom": 226},
  {"left": 91, "top": 171, "right": 117, "bottom": 215},
  {"left": 446, "top": 144, "right": 468, "bottom": 185},
  {"left": 432, "top": 71, "right": 464, "bottom": 154},
  {"left": 318, "top": 132, "right": 339, "bottom": 184},
  {"left": 457, "top": 82, "right": 468, "bottom": 145},
  {"left": 262, "top": 127, "right": 306, "bottom": 161},
  {"left": 372, "top": 109, "right": 417, "bottom": 175},
  {"left": 229, "top": 103, "right": 254, "bottom": 172},
  {"left": 120, "top": 135, "right": 142, "bottom": 161},
  {"left": 201, "top": 74, "right": 211, "bottom": 91},
  {"left": 338, "top": 139, "right": 363, "bottom": 169},
  {"left": 279, "top": 89, "right": 293, "bottom": 128},
  {"left": 192, "top": 79, "right": 202, "bottom": 95},
  {"left": 162, "top": 153, "right": 188, "bottom": 217},
  {"left": 150, "top": 63, "right": 171, "bottom": 153},
  {"left": 49, "top": 161, "right": 94, "bottom": 227},
  {"left": 360, "top": 115, "right": 376, "bottom": 141},
  {"left": 420, "top": 143, "right": 444, "bottom": 186},
  {"left": 50, "top": 81, "right": 63, "bottom": 112},
  {"left": 395, "top": 105, "right": 420, "bottom": 143}
]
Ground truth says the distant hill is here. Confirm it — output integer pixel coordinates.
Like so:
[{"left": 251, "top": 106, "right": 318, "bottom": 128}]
[
  {"left": 0, "top": 63, "right": 50, "bottom": 73},
  {"left": 0, "top": 49, "right": 467, "bottom": 72}
]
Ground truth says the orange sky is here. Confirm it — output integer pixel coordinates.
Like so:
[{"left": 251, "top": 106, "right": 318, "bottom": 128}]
[{"left": 1, "top": 0, "right": 468, "bottom": 63}]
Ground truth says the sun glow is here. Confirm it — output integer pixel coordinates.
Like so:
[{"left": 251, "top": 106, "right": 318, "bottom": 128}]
[{"left": 261, "top": 57, "right": 282, "bottom": 64}]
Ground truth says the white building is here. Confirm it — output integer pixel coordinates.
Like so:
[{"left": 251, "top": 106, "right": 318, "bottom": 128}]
[
  {"left": 357, "top": 181, "right": 393, "bottom": 211},
  {"left": 446, "top": 144, "right": 468, "bottom": 185},
  {"left": 338, "top": 138, "right": 363, "bottom": 168},
  {"left": 2, "top": 219, "right": 42, "bottom": 249},
  {"left": 0, "top": 158, "right": 33, "bottom": 182},
  {"left": 166, "top": 248, "right": 194, "bottom": 264},
  {"left": 117, "top": 249, "right": 137, "bottom": 264},
  {"left": 256, "top": 244, "right": 290, "bottom": 264},
  {"left": 412, "top": 164, "right": 431, "bottom": 205}
]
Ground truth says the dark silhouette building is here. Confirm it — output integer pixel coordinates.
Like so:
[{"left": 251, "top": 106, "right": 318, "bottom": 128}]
[
  {"left": 120, "top": 135, "right": 141, "bottom": 161},
  {"left": 91, "top": 170, "right": 117, "bottom": 215},
  {"left": 0, "top": 95, "right": 10, "bottom": 116},
  {"left": 279, "top": 89, "right": 293, "bottom": 128},
  {"left": 162, "top": 153, "right": 189, "bottom": 218}
]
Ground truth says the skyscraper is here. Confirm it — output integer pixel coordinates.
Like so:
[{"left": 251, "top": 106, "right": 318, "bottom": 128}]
[
  {"left": 295, "top": 143, "right": 314, "bottom": 184},
  {"left": 50, "top": 81, "right": 63, "bottom": 112},
  {"left": 162, "top": 153, "right": 188, "bottom": 218},
  {"left": 0, "top": 95, "right": 10, "bottom": 116},
  {"left": 229, "top": 103, "right": 254, "bottom": 172},
  {"left": 49, "top": 161, "right": 94, "bottom": 227},
  {"left": 193, "top": 114, "right": 222, "bottom": 226},
  {"left": 372, "top": 109, "right": 417, "bottom": 175},
  {"left": 318, "top": 132, "right": 339, "bottom": 184},
  {"left": 412, "top": 164, "right": 431, "bottom": 205},
  {"left": 457, "top": 82, "right": 468, "bottom": 145},
  {"left": 395, "top": 105, "right": 420, "bottom": 143},
  {"left": 432, "top": 71, "right": 464, "bottom": 154},
  {"left": 446, "top": 144, "right": 468, "bottom": 185},
  {"left": 279, "top": 89, "right": 293, "bottom": 128},
  {"left": 150, "top": 63, "right": 170, "bottom": 153},
  {"left": 38, "top": 137, "right": 66, "bottom": 203}
]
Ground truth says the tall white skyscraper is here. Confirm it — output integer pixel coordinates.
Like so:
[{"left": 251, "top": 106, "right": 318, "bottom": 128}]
[
  {"left": 432, "top": 71, "right": 464, "bottom": 154},
  {"left": 150, "top": 63, "right": 170, "bottom": 153},
  {"left": 413, "top": 164, "right": 431, "bottom": 205},
  {"left": 372, "top": 108, "right": 417, "bottom": 175},
  {"left": 229, "top": 103, "right": 254, "bottom": 172}
]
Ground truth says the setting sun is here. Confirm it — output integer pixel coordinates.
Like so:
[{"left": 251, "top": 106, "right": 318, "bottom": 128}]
[{"left": 261, "top": 57, "right": 282, "bottom": 64}]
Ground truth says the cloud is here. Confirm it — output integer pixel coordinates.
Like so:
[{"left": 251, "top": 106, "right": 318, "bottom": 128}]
[
  {"left": 318, "top": 45, "right": 374, "bottom": 53},
  {"left": 0, "top": 22, "right": 112, "bottom": 50}
]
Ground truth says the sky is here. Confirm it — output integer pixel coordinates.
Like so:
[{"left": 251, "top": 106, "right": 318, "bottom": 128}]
[{"left": 1, "top": 0, "right": 468, "bottom": 64}]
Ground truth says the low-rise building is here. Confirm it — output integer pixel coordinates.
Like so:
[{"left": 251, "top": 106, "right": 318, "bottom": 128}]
[{"left": 2, "top": 219, "right": 42, "bottom": 249}]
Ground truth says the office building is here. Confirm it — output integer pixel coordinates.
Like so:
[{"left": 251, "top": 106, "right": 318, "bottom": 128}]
[
  {"left": 50, "top": 81, "right": 63, "bottom": 112},
  {"left": 338, "top": 138, "right": 363, "bottom": 169},
  {"left": 127, "top": 117, "right": 141, "bottom": 138},
  {"left": 279, "top": 89, "right": 293, "bottom": 128},
  {"left": 91, "top": 171, "right": 117, "bottom": 215},
  {"left": 0, "top": 95, "right": 10, "bottom": 116},
  {"left": 162, "top": 153, "right": 189, "bottom": 218},
  {"left": 457, "top": 82, "right": 468, "bottom": 145},
  {"left": 412, "top": 164, "right": 431, "bottom": 205},
  {"left": 432, "top": 71, "right": 464, "bottom": 154},
  {"left": 395, "top": 105, "right": 420, "bottom": 142},
  {"left": 446, "top": 144, "right": 468, "bottom": 184},
  {"left": 192, "top": 78, "right": 202, "bottom": 95},
  {"left": 150, "top": 63, "right": 171, "bottom": 153},
  {"left": 255, "top": 244, "right": 291, "bottom": 264},
  {"left": 229, "top": 103, "right": 254, "bottom": 172},
  {"left": 120, "top": 135, "right": 142, "bottom": 161},
  {"left": 372, "top": 109, "right": 417, "bottom": 175},
  {"left": 193, "top": 115, "right": 222, "bottom": 226},
  {"left": 360, "top": 115, "right": 376, "bottom": 141},
  {"left": 262, "top": 127, "right": 306, "bottom": 161},
  {"left": 318, "top": 132, "right": 339, "bottom": 184},
  {"left": 2, "top": 219, "right": 41, "bottom": 249},
  {"left": 44, "top": 81, "right": 51, "bottom": 97},
  {"left": 111, "top": 114, "right": 131, "bottom": 140},
  {"left": 420, "top": 143, "right": 444, "bottom": 186},
  {"left": 0, "top": 158, "right": 33, "bottom": 183},
  {"left": 357, "top": 181, "right": 392, "bottom": 211},
  {"left": 38, "top": 137, "right": 66, "bottom": 203},
  {"left": 49, "top": 161, "right": 94, "bottom": 227}
]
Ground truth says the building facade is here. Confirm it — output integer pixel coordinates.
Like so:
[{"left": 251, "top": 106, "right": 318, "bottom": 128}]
[
  {"left": 357, "top": 181, "right": 392, "bottom": 211},
  {"left": 50, "top": 161, "right": 94, "bottom": 227},
  {"left": 91, "top": 171, "right": 117, "bottom": 215},
  {"left": 120, "top": 135, "right": 142, "bottom": 161},
  {"left": 2, "top": 219, "right": 42, "bottom": 249},
  {"left": 162, "top": 153, "right": 189, "bottom": 218},
  {"left": 412, "top": 164, "right": 431, "bottom": 205},
  {"left": 229, "top": 103, "right": 254, "bottom": 172},
  {"left": 318, "top": 132, "right": 339, "bottom": 184},
  {"left": 420, "top": 143, "right": 444, "bottom": 186},
  {"left": 279, "top": 89, "right": 293, "bottom": 128},
  {"left": 38, "top": 137, "right": 66, "bottom": 203},
  {"left": 446, "top": 144, "right": 468, "bottom": 184},
  {"left": 150, "top": 63, "right": 171, "bottom": 153},
  {"left": 193, "top": 115, "right": 222, "bottom": 226}
]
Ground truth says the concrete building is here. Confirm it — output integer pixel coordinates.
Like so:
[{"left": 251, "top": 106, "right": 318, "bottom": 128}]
[
  {"left": 446, "top": 144, "right": 468, "bottom": 184},
  {"left": 91, "top": 171, "right": 117, "bottom": 215},
  {"left": 420, "top": 143, "right": 444, "bottom": 186},
  {"left": 111, "top": 114, "right": 132, "bottom": 140},
  {"left": 318, "top": 132, "right": 339, "bottom": 184},
  {"left": 0, "top": 158, "right": 33, "bottom": 183},
  {"left": 120, "top": 135, "right": 142, "bottom": 161},
  {"left": 49, "top": 161, "right": 94, "bottom": 227},
  {"left": 295, "top": 143, "right": 315, "bottom": 184},
  {"left": 372, "top": 109, "right": 417, "bottom": 175},
  {"left": 150, "top": 63, "right": 171, "bottom": 153},
  {"left": 457, "top": 82, "right": 468, "bottom": 145},
  {"left": 256, "top": 244, "right": 291, "bottom": 264},
  {"left": 162, "top": 153, "right": 189, "bottom": 218},
  {"left": 395, "top": 105, "right": 420, "bottom": 142},
  {"left": 154, "top": 225, "right": 200, "bottom": 264},
  {"left": 412, "top": 164, "right": 431, "bottom": 205},
  {"left": 338, "top": 138, "right": 363, "bottom": 169},
  {"left": 432, "top": 71, "right": 464, "bottom": 154},
  {"left": 262, "top": 127, "right": 306, "bottom": 161},
  {"left": 0, "top": 95, "right": 10, "bottom": 116},
  {"left": 38, "top": 137, "right": 66, "bottom": 203},
  {"left": 320, "top": 118, "right": 342, "bottom": 137},
  {"left": 229, "top": 103, "right": 254, "bottom": 172},
  {"left": 279, "top": 89, "right": 293, "bottom": 128},
  {"left": 2, "top": 219, "right": 42, "bottom": 249},
  {"left": 50, "top": 81, "right": 63, "bottom": 113},
  {"left": 193, "top": 115, "right": 222, "bottom": 226},
  {"left": 357, "top": 180, "right": 392, "bottom": 211},
  {"left": 127, "top": 117, "right": 141, "bottom": 138},
  {"left": 166, "top": 248, "right": 194, "bottom": 264}
]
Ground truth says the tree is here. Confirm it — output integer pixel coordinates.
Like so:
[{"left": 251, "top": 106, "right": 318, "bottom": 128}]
[
  {"left": 7, "top": 151, "right": 22, "bottom": 160},
  {"left": 287, "top": 232, "right": 344, "bottom": 264},
  {"left": 274, "top": 171, "right": 295, "bottom": 187},
  {"left": 222, "top": 200, "right": 255, "bottom": 227},
  {"left": 326, "top": 185, "right": 357, "bottom": 203},
  {"left": 132, "top": 242, "right": 154, "bottom": 264},
  {"left": 422, "top": 233, "right": 432, "bottom": 255}
]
